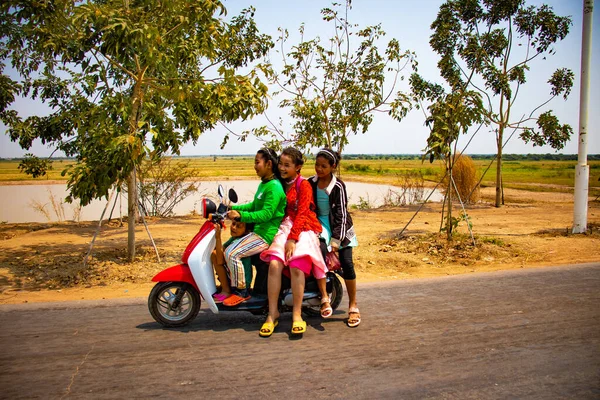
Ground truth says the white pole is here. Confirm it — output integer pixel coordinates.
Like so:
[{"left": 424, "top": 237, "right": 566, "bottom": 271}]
[{"left": 573, "top": 0, "right": 594, "bottom": 234}]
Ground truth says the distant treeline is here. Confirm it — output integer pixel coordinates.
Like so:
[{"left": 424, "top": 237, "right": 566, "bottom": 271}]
[
  {"left": 339, "top": 154, "right": 600, "bottom": 161},
  {"left": 2, "top": 154, "right": 599, "bottom": 161}
]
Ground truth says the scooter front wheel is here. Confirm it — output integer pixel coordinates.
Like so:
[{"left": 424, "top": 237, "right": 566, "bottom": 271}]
[{"left": 148, "top": 282, "right": 201, "bottom": 327}]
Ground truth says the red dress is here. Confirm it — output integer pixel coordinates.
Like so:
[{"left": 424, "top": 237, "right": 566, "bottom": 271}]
[
  {"left": 260, "top": 176, "right": 327, "bottom": 278},
  {"left": 285, "top": 178, "right": 322, "bottom": 241}
]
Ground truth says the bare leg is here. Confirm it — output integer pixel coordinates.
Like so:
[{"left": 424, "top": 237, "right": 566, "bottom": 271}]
[
  {"left": 317, "top": 277, "right": 332, "bottom": 318},
  {"left": 290, "top": 268, "right": 306, "bottom": 323},
  {"left": 317, "top": 278, "right": 327, "bottom": 299},
  {"left": 345, "top": 278, "right": 357, "bottom": 309},
  {"left": 266, "top": 259, "right": 283, "bottom": 323},
  {"left": 211, "top": 251, "right": 231, "bottom": 295}
]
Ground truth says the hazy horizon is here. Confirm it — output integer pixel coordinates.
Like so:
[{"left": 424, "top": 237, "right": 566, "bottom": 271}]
[{"left": 2, "top": 152, "right": 598, "bottom": 161}]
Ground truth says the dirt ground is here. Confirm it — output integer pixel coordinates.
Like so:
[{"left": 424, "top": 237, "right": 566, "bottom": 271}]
[{"left": 1, "top": 186, "right": 599, "bottom": 305}]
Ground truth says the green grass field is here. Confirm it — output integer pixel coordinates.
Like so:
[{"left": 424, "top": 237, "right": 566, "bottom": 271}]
[
  {"left": 0, "top": 159, "right": 75, "bottom": 181},
  {"left": 318, "top": 158, "right": 600, "bottom": 194},
  {"left": 1, "top": 156, "right": 598, "bottom": 195}
]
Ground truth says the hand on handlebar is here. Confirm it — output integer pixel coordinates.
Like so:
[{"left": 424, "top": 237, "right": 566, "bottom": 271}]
[{"left": 227, "top": 210, "right": 241, "bottom": 221}]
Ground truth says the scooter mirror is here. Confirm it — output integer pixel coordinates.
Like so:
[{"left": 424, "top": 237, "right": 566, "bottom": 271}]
[
  {"left": 201, "top": 198, "right": 217, "bottom": 219},
  {"left": 228, "top": 188, "right": 238, "bottom": 203},
  {"left": 217, "top": 184, "right": 225, "bottom": 201}
]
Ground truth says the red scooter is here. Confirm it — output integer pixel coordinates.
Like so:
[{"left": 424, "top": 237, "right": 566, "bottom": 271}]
[{"left": 148, "top": 185, "right": 343, "bottom": 327}]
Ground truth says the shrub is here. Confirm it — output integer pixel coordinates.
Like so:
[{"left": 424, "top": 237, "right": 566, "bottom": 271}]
[
  {"left": 137, "top": 157, "right": 202, "bottom": 217},
  {"left": 352, "top": 195, "right": 373, "bottom": 210},
  {"left": 383, "top": 170, "right": 425, "bottom": 206},
  {"left": 344, "top": 163, "right": 371, "bottom": 173}
]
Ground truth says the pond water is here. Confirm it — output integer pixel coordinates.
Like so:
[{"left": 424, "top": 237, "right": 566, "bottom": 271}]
[{"left": 0, "top": 180, "right": 443, "bottom": 223}]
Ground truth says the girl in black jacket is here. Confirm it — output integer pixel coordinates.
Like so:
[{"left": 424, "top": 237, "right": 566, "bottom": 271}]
[{"left": 310, "top": 148, "right": 361, "bottom": 327}]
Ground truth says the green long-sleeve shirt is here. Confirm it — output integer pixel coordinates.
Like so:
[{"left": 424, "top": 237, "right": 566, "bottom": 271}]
[{"left": 231, "top": 179, "right": 286, "bottom": 244}]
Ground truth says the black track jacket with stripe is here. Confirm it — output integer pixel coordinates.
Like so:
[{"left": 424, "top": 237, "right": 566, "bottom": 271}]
[{"left": 309, "top": 175, "right": 356, "bottom": 248}]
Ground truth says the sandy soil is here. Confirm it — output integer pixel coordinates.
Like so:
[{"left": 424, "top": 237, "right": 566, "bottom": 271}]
[{"left": 1, "top": 186, "right": 598, "bottom": 304}]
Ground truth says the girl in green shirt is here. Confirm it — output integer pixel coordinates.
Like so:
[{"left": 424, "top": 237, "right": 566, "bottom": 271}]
[{"left": 223, "top": 148, "right": 286, "bottom": 306}]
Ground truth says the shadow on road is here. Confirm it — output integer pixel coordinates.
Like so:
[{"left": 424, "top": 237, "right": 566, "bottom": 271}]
[{"left": 136, "top": 308, "right": 347, "bottom": 338}]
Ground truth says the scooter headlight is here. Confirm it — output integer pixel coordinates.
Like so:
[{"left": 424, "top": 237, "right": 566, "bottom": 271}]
[{"left": 200, "top": 198, "right": 217, "bottom": 219}]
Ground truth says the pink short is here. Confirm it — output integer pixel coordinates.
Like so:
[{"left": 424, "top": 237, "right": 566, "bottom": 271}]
[
  {"left": 260, "top": 217, "right": 327, "bottom": 279},
  {"left": 270, "top": 255, "right": 314, "bottom": 278}
]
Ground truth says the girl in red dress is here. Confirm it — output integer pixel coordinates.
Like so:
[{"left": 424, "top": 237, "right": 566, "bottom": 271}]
[{"left": 259, "top": 147, "right": 327, "bottom": 337}]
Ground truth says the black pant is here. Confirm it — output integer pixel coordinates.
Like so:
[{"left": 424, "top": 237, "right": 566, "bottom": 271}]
[
  {"left": 319, "top": 239, "right": 356, "bottom": 280},
  {"left": 251, "top": 254, "right": 268, "bottom": 295}
]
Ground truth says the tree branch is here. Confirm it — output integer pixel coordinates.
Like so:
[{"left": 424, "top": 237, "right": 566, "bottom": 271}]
[{"left": 91, "top": 46, "right": 137, "bottom": 81}]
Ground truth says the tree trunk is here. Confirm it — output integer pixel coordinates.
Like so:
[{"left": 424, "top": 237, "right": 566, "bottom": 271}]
[
  {"left": 501, "top": 174, "right": 505, "bottom": 205},
  {"left": 127, "top": 170, "right": 137, "bottom": 262},
  {"left": 495, "top": 125, "right": 504, "bottom": 208},
  {"left": 439, "top": 192, "right": 447, "bottom": 232},
  {"left": 446, "top": 158, "right": 453, "bottom": 241},
  {"left": 126, "top": 67, "right": 146, "bottom": 262}
]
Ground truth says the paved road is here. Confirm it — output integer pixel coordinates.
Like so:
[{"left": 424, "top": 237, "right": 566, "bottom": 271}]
[{"left": 1, "top": 264, "right": 599, "bottom": 399}]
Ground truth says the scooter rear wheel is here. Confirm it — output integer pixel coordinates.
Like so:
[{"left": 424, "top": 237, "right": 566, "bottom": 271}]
[
  {"left": 304, "top": 272, "right": 344, "bottom": 317},
  {"left": 148, "top": 282, "right": 200, "bottom": 327}
]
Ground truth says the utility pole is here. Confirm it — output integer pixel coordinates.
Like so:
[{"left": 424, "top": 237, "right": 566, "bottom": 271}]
[{"left": 573, "top": 0, "right": 594, "bottom": 234}]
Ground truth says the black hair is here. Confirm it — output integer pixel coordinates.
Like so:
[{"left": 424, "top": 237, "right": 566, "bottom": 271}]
[
  {"left": 280, "top": 147, "right": 305, "bottom": 168},
  {"left": 256, "top": 147, "right": 281, "bottom": 179},
  {"left": 231, "top": 220, "right": 254, "bottom": 237},
  {"left": 316, "top": 148, "right": 341, "bottom": 167}
]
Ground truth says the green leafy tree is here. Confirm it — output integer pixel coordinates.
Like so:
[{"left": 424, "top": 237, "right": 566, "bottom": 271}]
[
  {"left": 411, "top": 73, "right": 483, "bottom": 239},
  {"left": 227, "top": 0, "right": 416, "bottom": 155},
  {"left": 1, "top": 0, "right": 272, "bottom": 260},
  {"left": 429, "top": 0, "right": 574, "bottom": 207},
  {"left": 18, "top": 153, "right": 53, "bottom": 179}
]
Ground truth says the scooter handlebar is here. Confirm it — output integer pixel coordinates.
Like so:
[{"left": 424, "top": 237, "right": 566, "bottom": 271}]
[{"left": 208, "top": 211, "right": 227, "bottom": 222}]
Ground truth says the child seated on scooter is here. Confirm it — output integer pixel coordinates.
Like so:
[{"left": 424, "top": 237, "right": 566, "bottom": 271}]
[
  {"left": 211, "top": 219, "right": 254, "bottom": 302},
  {"left": 259, "top": 147, "right": 327, "bottom": 337}
]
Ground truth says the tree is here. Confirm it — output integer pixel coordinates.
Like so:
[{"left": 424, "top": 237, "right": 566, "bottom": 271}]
[
  {"left": 18, "top": 153, "right": 53, "bottom": 179},
  {"left": 429, "top": 0, "right": 574, "bottom": 207},
  {"left": 225, "top": 0, "right": 416, "bottom": 155},
  {"left": 411, "top": 73, "right": 484, "bottom": 239},
  {"left": 1, "top": 0, "right": 272, "bottom": 260}
]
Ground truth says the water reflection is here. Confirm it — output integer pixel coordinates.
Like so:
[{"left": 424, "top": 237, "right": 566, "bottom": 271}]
[{"left": 0, "top": 181, "right": 442, "bottom": 223}]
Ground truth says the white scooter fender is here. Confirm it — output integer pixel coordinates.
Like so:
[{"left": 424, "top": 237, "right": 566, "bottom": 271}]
[{"left": 187, "top": 229, "right": 219, "bottom": 314}]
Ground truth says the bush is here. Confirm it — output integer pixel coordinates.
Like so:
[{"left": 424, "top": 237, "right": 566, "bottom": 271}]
[
  {"left": 383, "top": 170, "right": 425, "bottom": 206},
  {"left": 443, "top": 154, "right": 480, "bottom": 204},
  {"left": 137, "top": 157, "right": 201, "bottom": 217},
  {"left": 344, "top": 163, "right": 371, "bottom": 173},
  {"left": 352, "top": 195, "right": 373, "bottom": 210}
]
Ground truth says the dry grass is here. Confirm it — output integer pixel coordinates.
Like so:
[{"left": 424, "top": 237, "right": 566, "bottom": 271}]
[
  {"left": 28, "top": 189, "right": 69, "bottom": 221},
  {"left": 3, "top": 246, "right": 171, "bottom": 290},
  {"left": 445, "top": 154, "right": 481, "bottom": 204},
  {"left": 353, "top": 231, "right": 527, "bottom": 280}
]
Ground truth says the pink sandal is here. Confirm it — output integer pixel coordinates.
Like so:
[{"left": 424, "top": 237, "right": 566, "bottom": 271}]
[
  {"left": 212, "top": 293, "right": 230, "bottom": 302},
  {"left": 320, "top": 296, "right": 333, "bottom": 318},
  {"left": 347, "top": 307, "right": 361, "bottom": 327}
]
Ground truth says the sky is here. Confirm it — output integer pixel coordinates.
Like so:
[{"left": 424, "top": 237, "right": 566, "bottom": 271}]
[{"left": 1, "top": 0, "right": 598, "bottom": 158}]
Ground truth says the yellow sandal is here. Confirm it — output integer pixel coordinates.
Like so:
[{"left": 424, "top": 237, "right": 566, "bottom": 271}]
[
  {"left": 291, "top": 320, "right": 306, "bottom": 335},
  {"left": 259, "top": 319, "right": 278, "bottom": 337}
]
